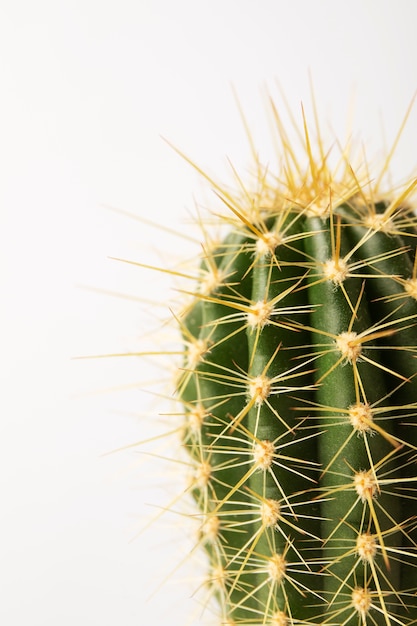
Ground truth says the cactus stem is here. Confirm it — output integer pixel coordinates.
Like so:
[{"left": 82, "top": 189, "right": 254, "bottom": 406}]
[{"left": 130, "top": 93, "right": 417, "bottom": 625}]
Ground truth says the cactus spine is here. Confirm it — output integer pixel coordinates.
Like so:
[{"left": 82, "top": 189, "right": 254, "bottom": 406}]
[{"left": 151, "top": 101, "right": 417, "bottom": 625}]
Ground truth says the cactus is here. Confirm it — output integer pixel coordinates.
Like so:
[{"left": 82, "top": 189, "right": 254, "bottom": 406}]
[{"left": 145, "top": 99, "right": 417, "bottom": 625}]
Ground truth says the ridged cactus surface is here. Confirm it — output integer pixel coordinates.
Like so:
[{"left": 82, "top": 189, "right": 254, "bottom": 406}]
[{"left": 151, "top": 104, "right": 417, "bottom": 625}]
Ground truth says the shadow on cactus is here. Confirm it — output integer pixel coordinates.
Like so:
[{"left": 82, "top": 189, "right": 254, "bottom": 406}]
[{"left": 145, "top": 95, "right": 417, "bottom": 625}]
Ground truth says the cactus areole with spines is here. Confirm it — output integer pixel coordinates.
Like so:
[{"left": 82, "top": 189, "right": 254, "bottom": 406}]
[{"left": 160, "top": 102, "right": 417, "bottom": 625}]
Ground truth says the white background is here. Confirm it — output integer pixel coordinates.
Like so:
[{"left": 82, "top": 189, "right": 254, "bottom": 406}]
[{"left": 1, "top": 1, "right": 416, "bottom": 624}]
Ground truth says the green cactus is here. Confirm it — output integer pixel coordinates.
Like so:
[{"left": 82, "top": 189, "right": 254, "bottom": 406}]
[{"left": 152, "top": 101, "right": 417, "bottom": 625}]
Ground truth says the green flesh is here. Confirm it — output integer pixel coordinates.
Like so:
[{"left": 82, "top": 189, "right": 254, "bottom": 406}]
[{"left": 179, "top": 207, "right": 417, "bottom": 625}]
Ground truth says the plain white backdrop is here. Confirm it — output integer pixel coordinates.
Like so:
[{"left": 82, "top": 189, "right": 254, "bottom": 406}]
[{"left": 1, "top": 1, "right": 417, "bottom": 624}]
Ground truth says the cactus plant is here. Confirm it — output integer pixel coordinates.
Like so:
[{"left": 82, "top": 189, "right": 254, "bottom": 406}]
[{"left": 143, "top": 98, "right": 417, "bottom": 625}]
